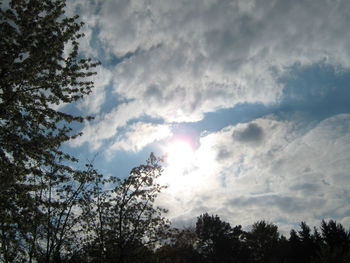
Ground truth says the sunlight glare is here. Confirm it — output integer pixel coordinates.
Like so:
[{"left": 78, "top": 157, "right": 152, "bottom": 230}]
[
  {"left": 158, "top": 136, "right": 219, "bottom": 195},
  {"left": 166, "top": 139, "right": 194, "bottom": 169}
]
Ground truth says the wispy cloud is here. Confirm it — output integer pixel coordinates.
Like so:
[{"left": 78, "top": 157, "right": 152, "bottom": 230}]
[
  {"left": 109, "top": 122, "right": 172, "bottom": 153},
  {"left": 77, "top": 66, "right": 113, "bottom": 114}
]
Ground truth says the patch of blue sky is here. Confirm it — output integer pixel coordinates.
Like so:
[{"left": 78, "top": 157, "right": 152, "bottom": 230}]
[
  {"left": 276, "top": 62, "right": 350, "bottom": 121},
  {"left": 62, "top": 137, "right": 159, "bottom": 180},
  {"left": 60, "top": 92, "right": 165, "bottom": 179},
  {"left": 88, "top": 25, "right": 105, "bottom": 59},
  {"left": 95, "top": 144, "right": 160, "bottom": 180},
  {"left": 183, "top": 102, "right": 272, "bottom": 135},
  {"left": 103, "top": 49, "right": 139, "bottom": 67},
  {"left": 101, "top": 86, "right": 134, "bottom": 113},
  {"left": 182, "top": 62, "right": 350, "bottom": 138},
  {"left": 74, "top": 0, "right": 103, "bottom": 17}
]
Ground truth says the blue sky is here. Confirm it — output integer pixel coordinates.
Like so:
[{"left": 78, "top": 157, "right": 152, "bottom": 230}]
[{"left": 64, "top": 0, "right": 350, "bottom": 232}]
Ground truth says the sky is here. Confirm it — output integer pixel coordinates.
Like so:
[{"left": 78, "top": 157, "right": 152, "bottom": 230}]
[{"left": 64, "top": 0, "right": 350, "bottom": 233}]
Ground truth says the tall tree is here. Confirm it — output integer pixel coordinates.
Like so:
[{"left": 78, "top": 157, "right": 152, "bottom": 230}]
[
  {"left": 0, "top": 0, "right": 99, "bottom": 261},
  {"left": 298, "top": 222, "right": 319, "bottom": 262},
  {"left": 0, "top": 0, "right": 98, "bottom": 181},
  {"left": 244, "top": 220, "right": 282, "bottom": 263},
  {"left": 312, "top": 220, "right": 350, "bottom": 263},
  {"left": 287, "top": 229, "right": 302, "bottom": 263},
  {"left": 195, "top": 213, "right": 245, "bottom": 263},
  {"left": 79, "top": 154, "right": 170, "bottom": 263},
  {"left": 286, "top": 222, "right": 319, "bottom": 263}
]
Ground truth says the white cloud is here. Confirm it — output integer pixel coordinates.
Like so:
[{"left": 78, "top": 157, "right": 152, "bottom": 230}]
[
  {"left": 77, "top": 66, "right": 112, "bottom": 114},
  {"left": 156, "top": 114, "right": 350, "bottom": 230},
  {"left": 69, "top": 0, "right": 350, "bottom": 151},
  {"left": 66, "top": 0, "right": 101, "bottom": 58},
  {"left": 70, "top": 100, "right": 146, "bottom": 150},
  {"left": 109, "top": 122, "right": 172, "bottom": 153}
]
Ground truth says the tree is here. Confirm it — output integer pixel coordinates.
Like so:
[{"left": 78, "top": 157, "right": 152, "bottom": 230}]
[
  {"left": 287, "top": 229, "right": 302, "bottom": 263},
  {"left": 0, "top": 0, "right": 99, "bottom": 261},
  {"left": 286, "top": 222, "right": 319, "bottom": 263},
  {"left": 244, "top": 221, "right": 282, "bottom": 263},
  {"left": 17, "top": 160, "right": 99, "bottom": 263},
  {"left": 320, "top": 220, "right": 349, "bottom": 253},
  {"left": 195, "top": 213, "right": 245, "bottom": 263},
  {"left": 0, "top": 0, "right": 99, "bottom": 181},
  {"left": 79, "top": 154, "right": 170, "bottom": 263},
  {"left": 286, "top": 220, "right": 350, "bottom": 263},
  {"left": 312, "top": 220, "right": 350, "bottom": 263},
  {"left": 155, "top": 227, "right": 202, "bottom": 263},
  {"left": 298, "top": 222, "right": 319, "bottom": 262}
]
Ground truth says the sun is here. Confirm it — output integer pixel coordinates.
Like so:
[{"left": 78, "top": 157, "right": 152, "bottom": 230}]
[
  {"left": 165, "top": 139, "right": 195, "bottom": 169},
  {"left": 158, "top": 136, "right": 218, "bottom": 193}
]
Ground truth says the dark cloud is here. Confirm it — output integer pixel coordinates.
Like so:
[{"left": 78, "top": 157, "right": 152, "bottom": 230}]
[
  {"left": 144, "top": 85, "right": 163, "bottom": 100},
  {"left": 226, "top": 194, "right": 323, "bottom": 214},
  {"left": 233, "top": 123, "right": 264, "bottom": 144},
  {"left": 216, "top": 148, "right": 231, "bottom": 161},
  {"left": 289, "top": 183, "right": 320, "bottom": 193}
]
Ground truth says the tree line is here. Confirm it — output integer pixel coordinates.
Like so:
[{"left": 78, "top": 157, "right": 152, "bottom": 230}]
[
  {"left": 155, "top": 214, "right": 350, "bottom": 263},
  {"left": 1, "top": 0, "right": 349, "bottom": 262}
]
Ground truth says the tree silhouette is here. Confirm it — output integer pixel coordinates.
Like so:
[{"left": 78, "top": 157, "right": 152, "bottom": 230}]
[
  {"left": 244, "top": 220, "right": 283, "bottom": 263},
  {"left": 196, "top": 213, "right": 245, "bottom": 263},
  {"left": 312, "top": 220, "right": 350, "bottom": 263},
  {"left": 287, "top": 229, "right": 303, "bottom": 262},
  {"left": 153, "top": 217, "right": 350, "bottom": 263}
]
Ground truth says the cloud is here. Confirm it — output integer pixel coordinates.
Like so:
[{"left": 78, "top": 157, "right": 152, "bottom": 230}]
[
  {"left": 233, "top": 123, "right": 264, "bottom": 144},
  {"left": 70, "top": 0, "right": 350, "bottom": 150},
  {"left": 70, "top": 101, "right": 146, "bottom": 150},
  {"left": 109, "top": 122, "right": 172, "bottom": 153},
  {"left": 77, "top": 66, "right": 113, "bottom": 114},
  {"left": 64, "top": 1, "right": 350, "bottom": 231},
  {"left": 157, "top": 114, "right": 350, "bottom": 231},
  {"left": 225, "top": 194, "right": 324, "bottom": 215}
]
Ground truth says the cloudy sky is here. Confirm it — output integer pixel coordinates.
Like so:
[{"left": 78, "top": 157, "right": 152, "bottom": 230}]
[{"left": 65, "top": 0, "right": 350, "bottom": 233}]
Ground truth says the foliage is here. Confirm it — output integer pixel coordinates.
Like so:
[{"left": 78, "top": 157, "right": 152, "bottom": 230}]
[
  {"left": 157, "top": 216, "right": 350, "bottom": 263},
  {"left": 11, "top": 161, "right": 98, "bottom": 263},
  {"left": 312, "top": 220, "right": 350, "bottom": 263},
  {"left": 0, "top": 0, "right": 99, "bottom": 262},
  {"left": 244, "top": 220, "right": 282, "bottom": 262},
  {"left": 0, "top": 0, "right": 99, "bottom": 184},
  {"left": 195, "top": 213, "right": 245, "bottom": 263},
  {"left": 0, "top": 1, "right": 170, "bottom": 262},
  {"left": 79, "top": 153, "right": 170, "bottom": 263},
  {"left": 287, "top": 220, "right": 350, "bottom": 263}
]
